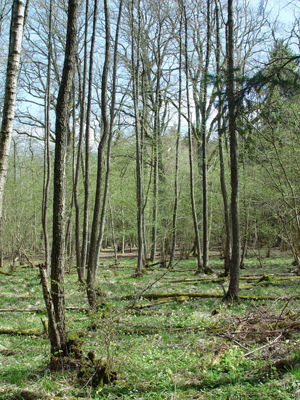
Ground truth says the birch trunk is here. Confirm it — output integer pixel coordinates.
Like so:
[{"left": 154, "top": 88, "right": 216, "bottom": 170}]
[{"left": 0, "top": 0, "right": 25, "bottom": 218}]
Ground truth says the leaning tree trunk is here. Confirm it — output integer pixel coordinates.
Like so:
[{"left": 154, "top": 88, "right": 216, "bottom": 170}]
[
  {"left": 225, "top": 0, "right": 240, "bottom": 300},
  {"left": 50, "top": 0, "right": 78, "bottom": 354}
]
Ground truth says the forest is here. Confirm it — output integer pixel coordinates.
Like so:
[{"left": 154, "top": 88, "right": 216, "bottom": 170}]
[{"left": 1, "top": 0, "right": 300, "bottom": 398}]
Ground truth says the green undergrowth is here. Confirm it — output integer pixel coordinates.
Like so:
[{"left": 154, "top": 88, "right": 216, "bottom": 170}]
[{"left": 0, "top": 252, "right": 300, "bottom": 399}]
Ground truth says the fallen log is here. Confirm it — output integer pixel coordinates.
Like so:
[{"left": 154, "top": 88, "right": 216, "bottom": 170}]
[
  {"left": 117, "top": 323, "right": 225, "bottom": 336},
  {"left": 123, "top": 292, "right": 224, "bottom": 300},
  {"left": 166, "top": 277, "right": 227, "bottom": 284},
  {"left": 165, "top": 275, "right": 300, "bottom": 284},
  {"left": 0, "top": 328, "right": 43, "bottom": 336},
  {"left": 16, "top": 391, "right": 92, "bottom": 400},
  {"left": 0, "top": 270, "right": 11, "bottom": 275},
  {"left": 0, "top": 306, "right": 88, "bottom": 313},
  {"left": 123, "top": 292, "right": 300, "bottom": 301}
]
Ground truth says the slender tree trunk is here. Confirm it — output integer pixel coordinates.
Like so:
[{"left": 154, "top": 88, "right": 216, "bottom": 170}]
[
  {"left": 86, "top": 0, "right": 111, "bottom": 307},
  {"left": 73, "top": 0, "right": 89, "bottom": 283},
  {"left": 225, "top": 0, "right": 240, "bottom": 299},
  {"left": 169, "top": 11, "right": 182, "bottom": 268},
  {"left": 131, "top": 0, "right": 144, "bottom": 275},
  {"left": 42, "top": 0, "right": 53, "bottom": 274},
  {"left": 64, "top": 83, "right": 76, "bottom": 267},
  {"left": 87, "top": 0, "right": 123, "bottom": 306},
  {"left": 182, "top": 2, "right": 202, "bottom": 272},
  {"left": 109, "top": 200, "right": 118, "bottom": 265},
  {"left": 215, "top": 0, "right": 231, "bottom": 276},
  {"left": 0, "top": 0, "right": 26, "bottom": 267},
  {"left": 150, "top": 131, "right": 159, "bottom": 262},
  {"left": 50, "top": 0, "right": 78, "bottom": 354},
  {"left": 201, "top": 0, "right": 211, "bottom": 272},
  {"left": 81, "top": 0, "right": 99, "bottom": 279},
  {"left": 150, "top": 18, "right": 163, "bottom": 263}
]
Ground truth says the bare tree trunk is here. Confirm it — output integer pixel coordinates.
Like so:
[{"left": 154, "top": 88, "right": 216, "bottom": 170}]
[
  {"left": 74, "top": 0, "right": 89, "bottom": 283},
  {"left": 86, "top": 0, "right": 110, "bottom": 307},
  {"left": 182, "top": 2, "right": 202, "bottom": 272},
  {"left": 64, "top": 83, "right": 76, "bottom": 270},
  {"left": 39, "top": 264, "right": 61, "bottom": 354},
  {"left": 109, "top": 200, "right": 118, "bottom": 265},
  {"left": 225, "top": 0, "right": 240, "bottom": 300},
  {"left": 42, "top": 0, "right": 53, "bottom": 274},
  {"left": 215, "top": 0, "right": 231, "bottom": 276},
  {"left": 150, "top": 130, "right": 159, "bottom": 262},
  {"left": 131, "top": 0, "right": 144, "bottom": 276},
  {"left": 50, "top": 0, "right": 78, "bottom": 354},
  {"left": 169, "top": 11, "right": 182, "bottom": 268},
  {"left": 86, "top": 0, "right": 123, "bottom": 306},
  {"left": 150, "top": 18, "right": 163, "bottom": 263},
  {"left": 201, "top": 0, "right": 211, "bottom": 272},
  {"left": 0, "top": 0, "right": 26, "bottom": 268},
  {"left": 81, "top": 0, "right": 99, "bottom": 278}
]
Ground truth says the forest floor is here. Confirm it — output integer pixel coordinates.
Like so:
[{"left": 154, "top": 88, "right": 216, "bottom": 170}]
[{"left": 0, "top": 250, "right": 300, "bottom": 399}]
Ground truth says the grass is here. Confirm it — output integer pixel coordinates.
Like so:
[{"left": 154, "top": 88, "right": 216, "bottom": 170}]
[{"left": 0, "top": 251, "right": 300, "bottom": 399}]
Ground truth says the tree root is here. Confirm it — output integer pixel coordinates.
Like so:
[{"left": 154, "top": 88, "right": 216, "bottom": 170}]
[{"left": 48, "top": 334, "right": 118, "bottom": 390}]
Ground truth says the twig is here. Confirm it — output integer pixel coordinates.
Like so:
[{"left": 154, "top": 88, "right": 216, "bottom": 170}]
[
  {"left": 274, "top": 297, "right": 293, "bottom": 330},
  {"left": 124, "top": 259, "right": 183, "bottom": 311},
  {"left": 230, "top": 330, "right": 282, "bottom": 335},
  {"left": 217, "top": 332, "right": 250, "bottom": 351},
  {"left": 129, "top": 300, "right": 177, "bottom": 311},
  {"left": 243, "top": 334, "right": 282, "bottom": 357}
]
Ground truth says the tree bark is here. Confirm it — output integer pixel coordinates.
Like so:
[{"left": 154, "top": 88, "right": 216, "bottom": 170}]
[
  {"left": 150, "top": 17, "right": 163, "bottom": 263},
  {"left": 74, "top": 0, "right": 89, "bottom": 283},
  {"left": 131, "top": 0, "right": 144, "bottom": 275},
  {"left": 201, "top": 0, "right": 211, "bottom": 272},
  {"left": 169, "top": 11, "right": 182, "bottom": 268},
  {"left": 94, "top": 0, "right": 124, "bottom": 275},
  {"left": 182, "top": 2, "right": 202, "bottom": 272},
  {"left": 0, "top": 0, "right": 26, "bottom": 267},
  {"left": 215, "top": 0, "right": 231, "bottom": 276},
  {"left": 86, "top": 0, "right": 110, "bottom": 307},
  {"left": 81, "top": 0, "right": 99, "bottom": 280},
  {"left": 50, "top": 0, "right": 78, "bottom": 353},
  {"left": 42, "top": 0, "right": 53, "bottom": 274},
  {"left": 225, "top": 0, "right": 240, "bottom": 299}
]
